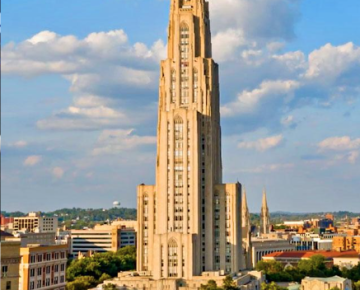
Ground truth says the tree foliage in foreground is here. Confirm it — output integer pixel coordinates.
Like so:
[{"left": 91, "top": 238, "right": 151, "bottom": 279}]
[
  {"left": 66, "top": 246, "right": 136, "bottom": 290},
  {"left": 256, "top": 255, "right": 351, "bottom": 283}
]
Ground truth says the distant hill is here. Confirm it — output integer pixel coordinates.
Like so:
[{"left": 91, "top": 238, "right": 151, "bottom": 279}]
[{"left": 2, "top": 208, "right": 358, "bottom": 228}]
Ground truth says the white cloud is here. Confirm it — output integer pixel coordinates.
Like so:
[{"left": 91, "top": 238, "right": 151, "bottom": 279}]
[
  {"left": 318, "top": 136, "right": 360, "bottom": 151},
  {"left": 3, "top": 29, "right": 166, "bottom": 131},
  {"left": 238, "top": 134, "right": 283, "bottom": 152},
  {"left": 11, "top": 141, "right": 28, "bottom": 148},
  {"left": 348, "top": 151, "right": 359, "bottom": 164},
  {"left": 92, "top": 129, "right": 156, "bottom": 156},
  {"left": 24, "top": 156, "right": 42, "bottom": 167},
  {"left": 222, "top": 80, "right": 300, "bottom": 117},
  {"left": 52, "top": 167, "right": 65, "bottom": 179},
  {"left": 305, "top": 42, "right": 360, "bottom": 84}
]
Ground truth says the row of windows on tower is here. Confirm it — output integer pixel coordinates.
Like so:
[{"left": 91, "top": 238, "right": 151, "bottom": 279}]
[{"left": 168, "top": 25, "right": 199, "bottom": 106}]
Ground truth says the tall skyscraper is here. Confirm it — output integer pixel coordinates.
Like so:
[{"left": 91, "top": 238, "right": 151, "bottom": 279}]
[
  {"left": 136, "top": 0, "right": 244, "bottom": 279},
  {"left": 260, "top": 189, "right": 270, "bottom": 235}
]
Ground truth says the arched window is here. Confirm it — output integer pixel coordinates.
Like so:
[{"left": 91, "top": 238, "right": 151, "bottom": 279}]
[{"left": 168, "top": 239, "right": 178, "bottom": 277}]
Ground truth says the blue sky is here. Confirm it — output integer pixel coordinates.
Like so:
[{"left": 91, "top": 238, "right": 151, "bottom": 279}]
[{"left": 2, "top": 0, "right": 360, "bottom": 213}]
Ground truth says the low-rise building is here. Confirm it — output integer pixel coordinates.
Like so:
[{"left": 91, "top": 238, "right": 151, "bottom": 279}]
[
  {"left": 19, "top": 244, "right": 68, "bottom": 290},
  {"left": 13, "top": 231, "right": 56, "bottom": 247},
  {"left": 333, "top": 236, "right": 360, "bottom": 253},
  {"left": 333, "top": 254, "right": 360, "bottom": 269},
  {"left": 99, "top": 271, "right": 265, "bottom": 290},
  {"left": 262, "top": 250, "right": 359, "bottom": 268},
  {"left": 1, "top": 231, "right": 21, "bottom": 290},
  {"left": 252, "top": 238, "right": 296, "bottom": 267},
  {"left": 301, "top": 276, "right": 352, "bottom": 290},
  {"left": 13, "top": 213, "right": 58, "bottom": 233},
  {"left": 70, "top": 223, "right": 136, "bottom": 257}
]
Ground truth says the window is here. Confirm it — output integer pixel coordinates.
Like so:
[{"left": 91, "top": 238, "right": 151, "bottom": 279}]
[
  {"left": 37, "top": 280, "right": 42, "bottom": 289},
  {"left": 171, "top": 70, "right": 176, "bottom": 103},
  {"left": 60, "top": 276, "right": 65, "bottom": 283},
  {"left": 193, "top": 69, "right": 198, "bottom": 102},
  {"left": 30, "top": 281, "right": 35, "bottom": 290},
  {"left": 30, "top": 255, "right": 36, "bottom": 263},
  {"left": 180, "top": 24, "right": 190, "bottom": 106},
  {"left": 54, "top": 265, "right": 59, "bottom": 272},
  {"left": 37, "top": 268, "right": 42, "bottom": 276},
  {"left": 2, "top": 265, "right": 8, "bottom": 276},
  {"left": 46, "top": 266, "right": 51, "bottom": 274},
  {"left": 60, "top": 264, "right": 65, "bottom": 272},
  {"left": 45, "top": 278, "right": 50, "bottom": 287},
  {"left": 30, "top": 268, "right": 35, "bottom": 277},
  {"left": 54, "top": 277, "right": 58, "bottom": 285},
  {"left": 168, "top": 239, "right": 178, "bottom": 277},
  {"left": 6, "top": 282, "right": 11, "bottom": 290}
]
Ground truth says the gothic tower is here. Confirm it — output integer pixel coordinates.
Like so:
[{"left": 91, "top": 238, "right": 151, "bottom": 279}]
[
  {"left": 136, "top": 0, "right": 244, "bottom": 279},
  {"left": 242, "top": 188, "right": 252, "bottom": 269},
  {"left": 260, "top": 189, "right": 270, "bottom": 235}
]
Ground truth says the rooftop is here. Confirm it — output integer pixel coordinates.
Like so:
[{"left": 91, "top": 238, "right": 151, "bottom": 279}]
[
  {"left": 303, "top": 276, "right": 346, "bottom": 282},
  {"left": 263, "top": 250, "right": 359, "bottom": 259}
]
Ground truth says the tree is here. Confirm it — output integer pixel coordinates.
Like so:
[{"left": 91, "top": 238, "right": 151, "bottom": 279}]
[
  {"left": 223, "top": 276, "right": 238, "bottom": 290},
  {"left": 99, "top": 273, "right": 112, "bottom": 283},
  {"left": 256, "top": 261, "right": 284, "bottom": 274},
  {"left": 354, "top": 281, "right": 360, "bottom": 290},
  {"left": 261, "top": 282, "right": 287, "bottom": 290},
  {"left": 200, "top": 280, "right": 221, "bottom": 290},
  {"left": 66, "top": 276, "right": 97, "bottom": 290},
  {"left": 66, "top": 246, "right": 136, "bottom": 285}
]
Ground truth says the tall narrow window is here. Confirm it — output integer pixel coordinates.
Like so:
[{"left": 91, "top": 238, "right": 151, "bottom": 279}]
[
  {"left": 168, "top": 239, "right": 178, "bottom": 277},
  {"left": 174, "top": 116, "right": 184, "bottom": 232},
  {"left": 171, "top": 70, "right": 176, "bottom": 103},
  {"left": 180, "top": 24, "right": 189, "bottom": 106},
  {"left": 193, "top": 69, "right": 198, "bottom": 102},
  {"left": 143, "top": 194, "right": 149, "bottom": 270}
]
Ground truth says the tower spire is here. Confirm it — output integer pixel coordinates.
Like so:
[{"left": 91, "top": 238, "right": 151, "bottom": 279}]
[
  {"left": 242, "top": 187, "right": 250, "bottom": 230},
  {"left": 260, "top": 188, "right": 270, "bottom": 235}
]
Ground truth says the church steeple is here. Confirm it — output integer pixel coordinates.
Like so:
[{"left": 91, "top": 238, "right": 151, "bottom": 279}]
[
  {"left": 242, "top": 187, "right": 250, "bottom": 231},
  {"left": 242, "top": 187, "right": 252, "bottom": 269},
  {"left": 260, "top": 188, "right": 270, "bottom": 235}
]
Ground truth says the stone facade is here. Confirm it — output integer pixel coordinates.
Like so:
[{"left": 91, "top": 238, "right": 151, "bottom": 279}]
[
  {"left": 301, "top": 276, "right": 352, "bottom": 290},
  {"left": 136, "top": 0, "right": 244, "bottom": 279},
  {"left": 19, "top": 244, "right": 68, "bottom": 290},
  {"left": 1, "top": 234, "right": 21, "bottom": 290}
]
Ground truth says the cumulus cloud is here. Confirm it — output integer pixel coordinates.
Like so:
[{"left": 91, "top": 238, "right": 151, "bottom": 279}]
[
  {"left": 348, "top": 151, "right": 359, "bottom": 164},
  {"left": 92, "top": 129, "right": 156, "bottom": 156},
  {"left": 222, "top": 80, "right": 300, "bottom": 117},
  {"left": 305, "top": 42, "right": 360, "bottom": 85},
  {"left": 318, "top": 136, "right": 360, "bottom": 151},
  {"left": 3, "top": 29, "right": 166, "bottom": 131},
  {"left": 10, "top": 141, "right": 28, "bottom": 148},
  {"left": 210, "top": 0, "right": 301, "bottom": 41},
  {"left": 36, "top": 95, "right": 130, "bottom": 131},
  {"left": 24, "top": 156, "right": 42, "bottom": 167},
  {"left": 52, "top": 167, "right": 65, "bottom": 179},
  {"left": 238, "top": 134, "right": 283, "bottom": 152}
]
